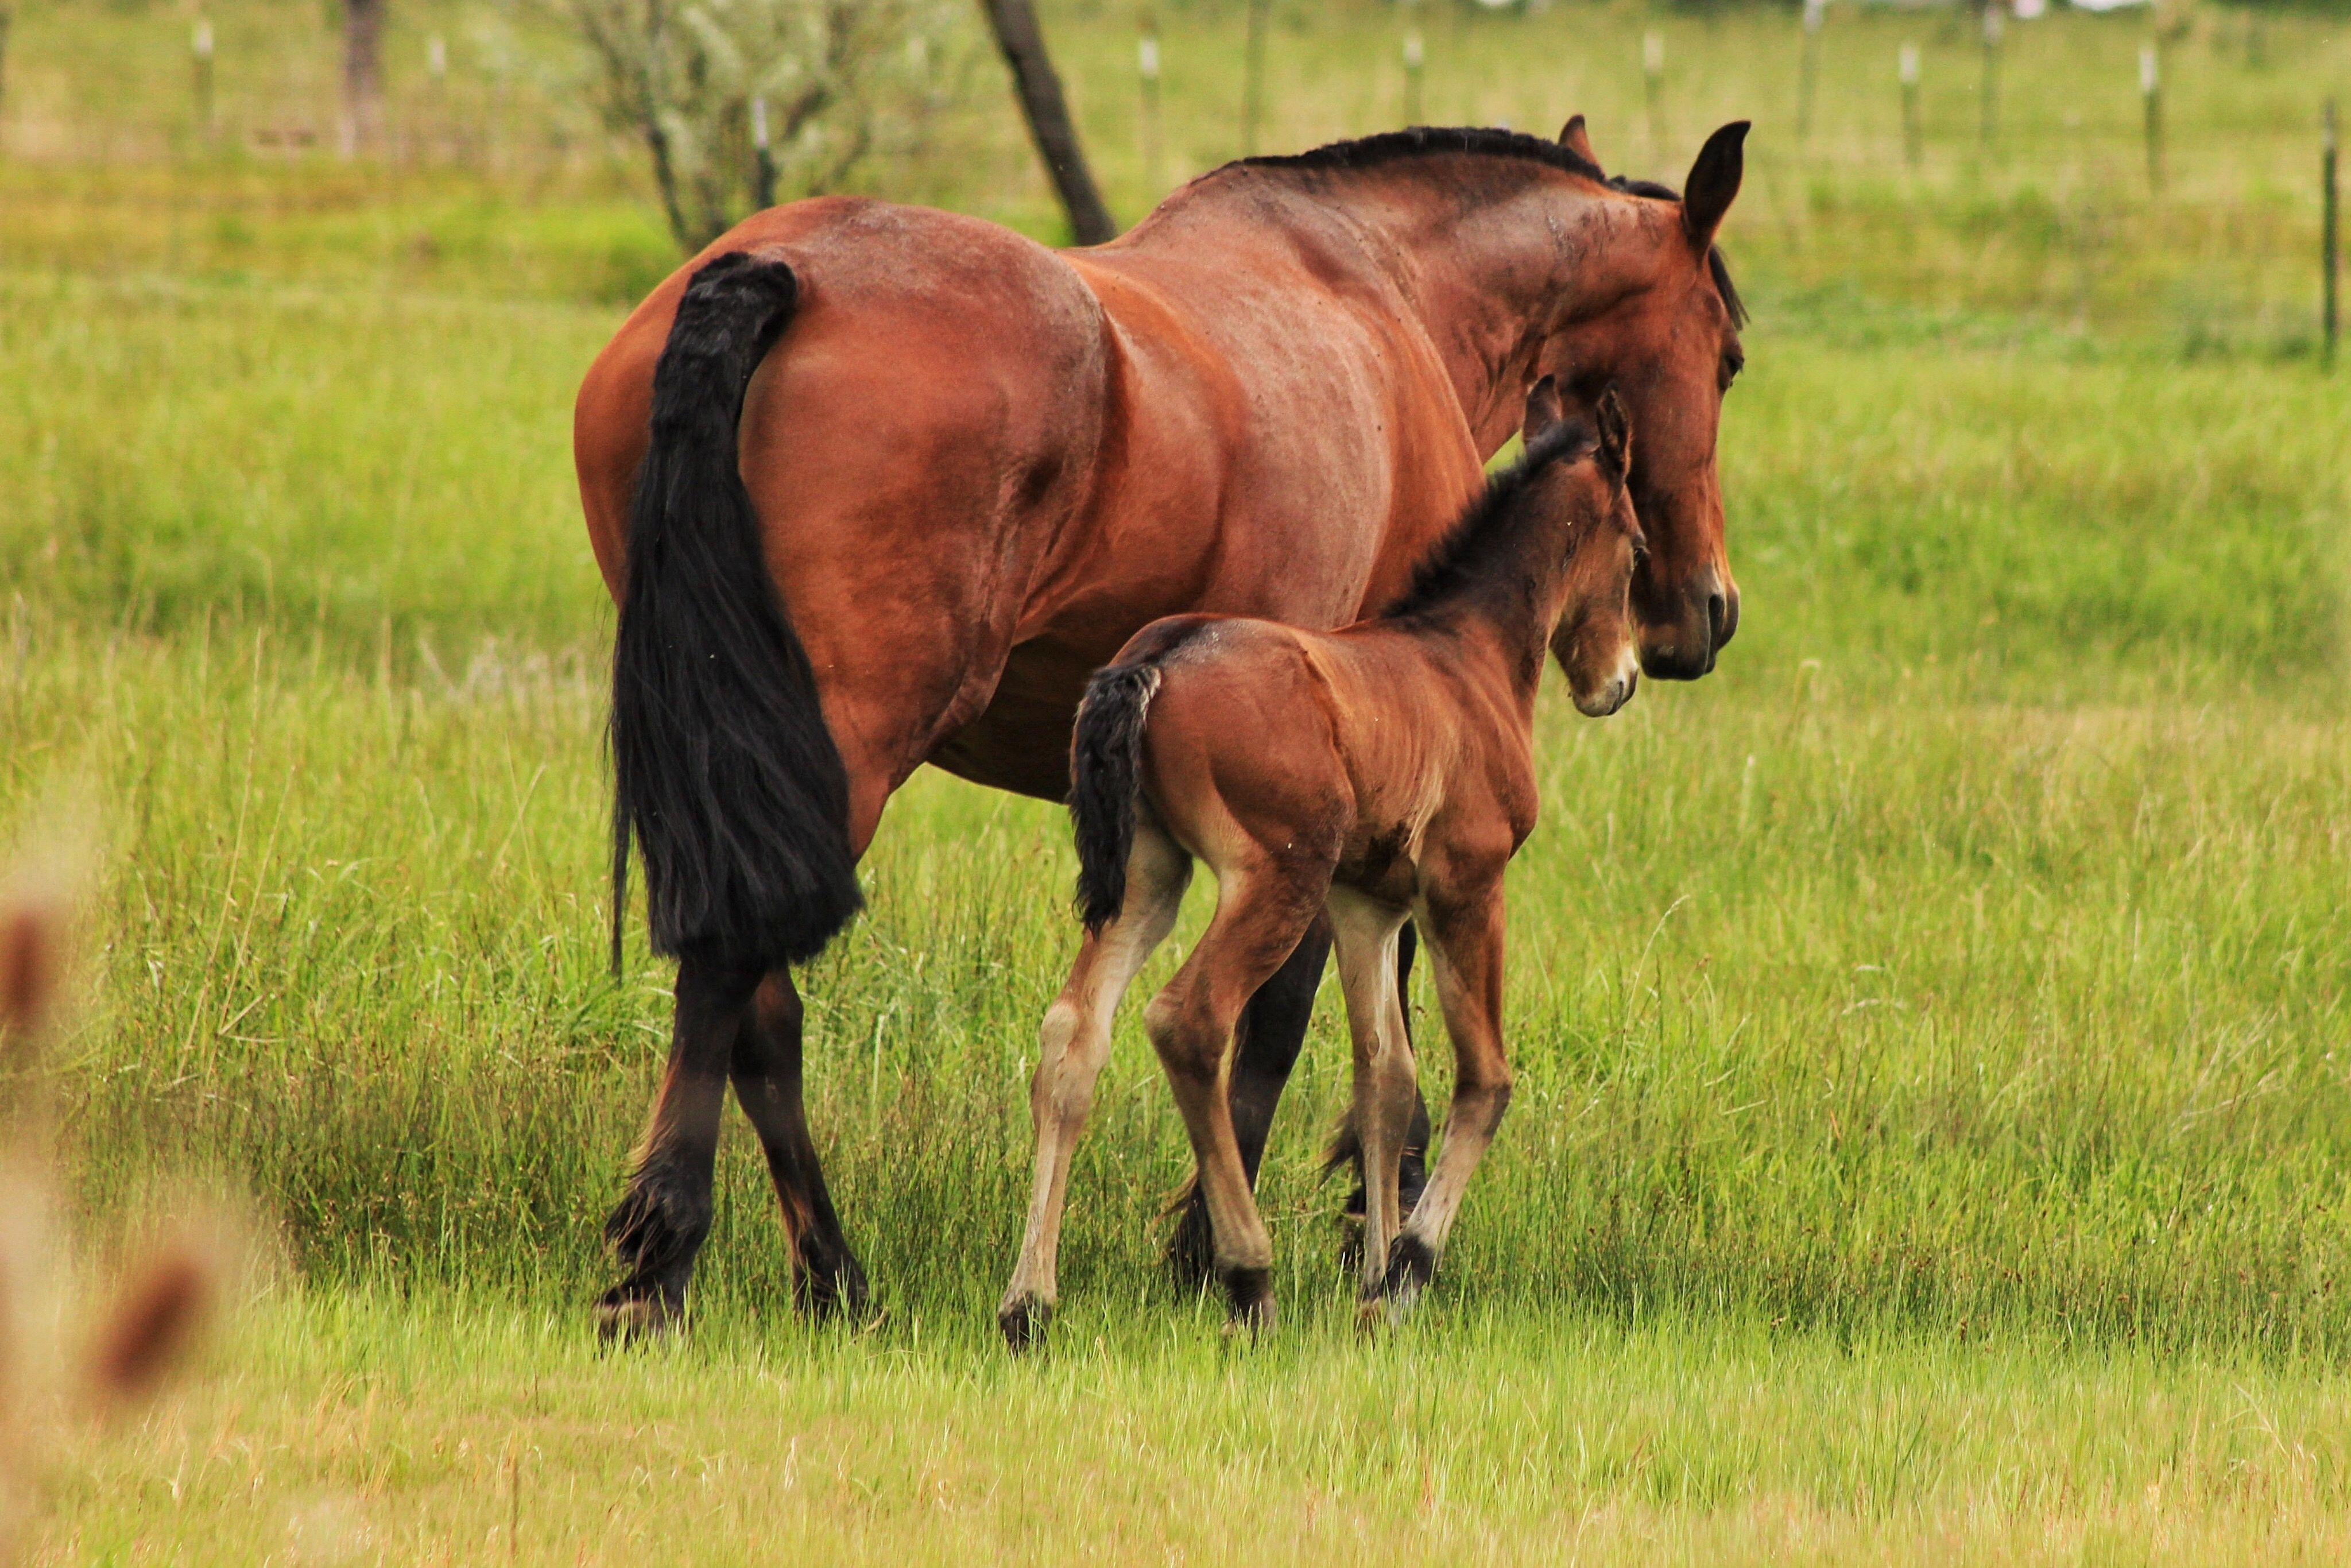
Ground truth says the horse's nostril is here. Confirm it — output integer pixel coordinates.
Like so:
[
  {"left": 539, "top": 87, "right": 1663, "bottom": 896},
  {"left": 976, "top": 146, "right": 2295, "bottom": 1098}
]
[{"left": 1706, "top": 591, "right": 1728, "bottom": 646}]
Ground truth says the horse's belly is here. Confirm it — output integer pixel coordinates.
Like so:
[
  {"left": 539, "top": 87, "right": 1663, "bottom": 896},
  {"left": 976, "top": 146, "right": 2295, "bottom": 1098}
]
[{"left": 925, "top": 640, "right": 1091, "bottom": 802}]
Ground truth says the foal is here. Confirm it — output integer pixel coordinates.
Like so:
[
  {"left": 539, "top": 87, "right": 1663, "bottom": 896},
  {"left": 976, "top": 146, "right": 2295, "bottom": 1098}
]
[{"left": 999, "top": 381, "right": 1644, "bottom": 1346}]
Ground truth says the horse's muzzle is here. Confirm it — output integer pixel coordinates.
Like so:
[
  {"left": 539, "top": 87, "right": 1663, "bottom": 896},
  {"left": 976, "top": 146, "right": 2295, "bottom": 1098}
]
[{"left": 1637, "top": 576, "right": 1738, "bottom": 681}]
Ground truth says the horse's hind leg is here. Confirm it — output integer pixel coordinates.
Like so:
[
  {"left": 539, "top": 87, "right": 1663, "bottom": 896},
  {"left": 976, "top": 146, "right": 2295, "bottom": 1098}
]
[
  {"left": 731, "top": 969, "right": 869, "bottom": 1319},
  {"left": 1000, "top": 826, "right": 1190, "bottom": 1350},
  {"left": 598, "top": 955, "right": 761, "bottom": 1341},
  {"left": 1145, "top": 869, "right": 1324, "bottom": 1334}
]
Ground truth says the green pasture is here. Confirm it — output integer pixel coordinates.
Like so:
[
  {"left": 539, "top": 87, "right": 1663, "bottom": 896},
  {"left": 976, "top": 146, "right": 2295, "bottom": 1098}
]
[{"left": 3, "top": 0, "right": 2351, "bottom": 1561}]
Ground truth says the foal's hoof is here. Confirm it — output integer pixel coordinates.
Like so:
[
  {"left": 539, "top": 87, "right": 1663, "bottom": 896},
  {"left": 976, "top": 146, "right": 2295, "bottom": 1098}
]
[
  {"left": 1378, "top": 1234, "right": 1439, "bottom": 1318},
  {"left": 1221, "top": 1267, "right": 1277, "bottom": 1338},
  {"left": 998, "top": 1294, "right": 1054, "bottom": 1354},
  {"left": 594, "top": 1286, "right": 683, "bottom": 1346}
]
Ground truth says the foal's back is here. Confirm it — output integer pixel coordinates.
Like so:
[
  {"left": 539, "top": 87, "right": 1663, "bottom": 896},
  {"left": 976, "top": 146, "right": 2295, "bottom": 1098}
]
[{"left": 1132, "top": 610, "right": 1527, "bottom": 901}]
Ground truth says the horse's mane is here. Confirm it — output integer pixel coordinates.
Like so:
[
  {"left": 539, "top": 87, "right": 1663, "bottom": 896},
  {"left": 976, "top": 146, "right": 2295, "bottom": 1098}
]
[
  {"left": 1381, "top": 420, "right": 1601, "bottom": 621},
  {"left": 1220, "top": 127, "right": 1746, "bottom": 328}
]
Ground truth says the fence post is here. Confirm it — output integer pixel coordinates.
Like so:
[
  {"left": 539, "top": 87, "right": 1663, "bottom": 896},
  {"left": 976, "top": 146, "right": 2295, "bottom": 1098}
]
[
  {"left": 1404, "top": 28, "right": 1424, "bottom": 126},
  {"left": 1900, "top": 43, "right": 1920, "bottom": 169},
  {"left": 1643, "top": 30, "right": 1666, "bottom": 174},
  {"left": 1797, "top": 0, "right": 1826, "bottom": 146},
  {"left": 1138, "top": 12, "right": 1163, "bottom": 194},
  {"left": 751, "top": 93, "right": 776, "bottom": 210},
  {"left": 1242, "top": 0, "right": 1268, "bottom": 156},
  {"left": 1980, "top": 2, "right": 2003, "bottom": 151},
  {"left": 2325, "top": 99, "right": 2339, "bottom": 370},
  {"left": 2140, "top": 44, "right": 2162, "bottom": 195},
  {"left": 192, "top": 17, "right": 216, "bottom": 139}
]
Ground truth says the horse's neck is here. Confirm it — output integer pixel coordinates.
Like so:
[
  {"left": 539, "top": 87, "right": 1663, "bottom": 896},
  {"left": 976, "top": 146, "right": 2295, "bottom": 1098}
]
[{"left": 1353, "top": 173, "right": 1664, "bottom": 455}]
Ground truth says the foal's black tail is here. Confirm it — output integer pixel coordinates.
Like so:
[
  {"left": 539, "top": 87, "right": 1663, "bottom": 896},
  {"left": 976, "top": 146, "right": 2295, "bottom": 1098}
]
[
  {"left": 1070, "top": 656, "right": 1168, "bottom": 932},
  {"left": 609, "top": 251, "right": 862, "bottom": 973}
]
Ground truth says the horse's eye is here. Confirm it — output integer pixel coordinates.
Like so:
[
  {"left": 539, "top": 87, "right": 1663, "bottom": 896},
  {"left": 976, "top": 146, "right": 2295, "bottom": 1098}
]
[{"left": 1721, "top": 353, "right": 1744, "bottom": 390}]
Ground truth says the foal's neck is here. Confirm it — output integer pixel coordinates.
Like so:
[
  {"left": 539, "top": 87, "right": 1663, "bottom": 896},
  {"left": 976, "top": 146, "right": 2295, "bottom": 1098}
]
[{"left": 1403, "top": 463, "right": 1590, "bottom": 713}]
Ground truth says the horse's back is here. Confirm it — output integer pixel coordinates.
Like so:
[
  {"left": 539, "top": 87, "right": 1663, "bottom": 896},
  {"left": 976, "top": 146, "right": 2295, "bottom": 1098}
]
[
  {"left": 575, "top": 197, "right": 1109, "bottom": 595},
  {"left": 575, "top": 198, "right": 1117, "bottom": 824}
]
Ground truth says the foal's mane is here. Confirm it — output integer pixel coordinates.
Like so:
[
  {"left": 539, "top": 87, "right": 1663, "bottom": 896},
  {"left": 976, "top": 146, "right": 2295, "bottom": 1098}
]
[
  {"left": 1380, "top": 421, "right": 1602, "bottom": 621},
  {"left": 1218, "top": 126, "right": 1747, "bottom": 328}
]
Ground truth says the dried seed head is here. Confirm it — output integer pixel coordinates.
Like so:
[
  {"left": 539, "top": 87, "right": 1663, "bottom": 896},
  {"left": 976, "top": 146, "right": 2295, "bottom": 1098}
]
[
  {"left": 0, "top": 896, "right": 60, "bottom": 1052},
  {"left": 87, "top": 1238, "right": 214, "bottom": 1408}
]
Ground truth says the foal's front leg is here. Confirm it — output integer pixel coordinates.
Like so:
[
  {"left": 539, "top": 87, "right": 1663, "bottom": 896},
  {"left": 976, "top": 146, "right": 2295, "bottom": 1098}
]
[
  {"left": 1327, "top": 891, "right": 1417, "bottom": 1318},
  {"left": 1383, "top": 882, "right": 1513, "bottom": 1315},
  {"left": 998, "top": 828, "right": 1190, "bottom": 1350}
]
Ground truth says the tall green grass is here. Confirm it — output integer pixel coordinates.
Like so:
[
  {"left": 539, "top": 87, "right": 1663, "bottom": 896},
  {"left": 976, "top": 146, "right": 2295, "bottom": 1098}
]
[{"left": 5, "top": 269, "right": 2345, "bottom": 1356}]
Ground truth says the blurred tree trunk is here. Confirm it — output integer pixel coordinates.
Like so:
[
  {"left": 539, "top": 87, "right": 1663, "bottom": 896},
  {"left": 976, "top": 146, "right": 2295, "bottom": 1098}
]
[
  {"left": 977, "top": 0, "right": 1116, "bottom": 245},
  {"left": 342, "top": 0, "right": 386, "bottom": 157}
]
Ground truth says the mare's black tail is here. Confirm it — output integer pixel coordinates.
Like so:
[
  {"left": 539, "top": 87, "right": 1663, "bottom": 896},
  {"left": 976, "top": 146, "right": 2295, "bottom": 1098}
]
[
  {"left": 610, "top": 251, "right": 862, "bottom": 972},
  {"left": 1069, "top": 658, "right": 1168, "bottom": 931}
]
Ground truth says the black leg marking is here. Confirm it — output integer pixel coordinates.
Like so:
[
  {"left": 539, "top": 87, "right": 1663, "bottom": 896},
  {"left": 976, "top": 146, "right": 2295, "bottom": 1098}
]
[
  {"left": 731, "top": 970, "right": 872, "bottom": 1322},
  {"left": 1222, "top": 1265, "right": 1277, "bottom": 1335},
  {"left": 999, "top": 1293, "right": 1054, "bottom": 1354},
  {"left": 598, "top": 956, "right": 758, "bottom": 1344},
  {"left": 1381, "top": 1233, "right": 1439, "bottom": 1300}
]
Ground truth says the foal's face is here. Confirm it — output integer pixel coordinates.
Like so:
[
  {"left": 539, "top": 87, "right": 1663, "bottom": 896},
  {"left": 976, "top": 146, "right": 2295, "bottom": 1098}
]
[{"left": 1548, "top": 392, "right": 1644, "bottom": 718}]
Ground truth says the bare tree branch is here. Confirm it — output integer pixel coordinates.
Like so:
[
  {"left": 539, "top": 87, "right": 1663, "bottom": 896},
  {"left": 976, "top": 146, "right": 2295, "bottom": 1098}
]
[{"left": 976, "top": 0, "right": 1115, "bottom": 245}]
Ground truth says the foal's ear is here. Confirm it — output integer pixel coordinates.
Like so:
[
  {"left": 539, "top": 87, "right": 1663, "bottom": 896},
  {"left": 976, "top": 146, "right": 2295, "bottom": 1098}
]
[
  {"left": 1558, "top": 114, "right": 1601, "bottom": 172},
  {"left": 1682, "top": 121, "right": 1749, "bottom": 251},
  {"left": 1594, "top": 385, "right": 1632, "bottom": 477},
  {"left": 1524, "top": 375, "right": 1566, "bottom": 441}
]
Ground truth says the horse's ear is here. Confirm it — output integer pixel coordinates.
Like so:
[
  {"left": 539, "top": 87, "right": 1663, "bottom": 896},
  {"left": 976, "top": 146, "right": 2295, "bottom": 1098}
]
[
  {"left": 1682, "top": 121, "right": 1749, "bottom": 251},
  {"left": 1595, "top": 385, "right": 1632, "bottom": 477},
  {"left": 1524, "top": 375, "right": 1566, "bottom": 441},
  {"left": 1558, "top": 114, "right": 1600, "bottom": 172}
]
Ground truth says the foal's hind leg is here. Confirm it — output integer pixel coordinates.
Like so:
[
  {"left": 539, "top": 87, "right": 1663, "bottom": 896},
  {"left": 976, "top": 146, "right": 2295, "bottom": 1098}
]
[
  {"left": 1145, "top": 868, "right": 1326, "bottom": 1334},
  {"left": 731, "top": 969, "right": 869, "bottom": 1319},
  {"left": 1000, "top": 827, "right": 1190, "bottom": 1350},
  {"left": 598, "top": 955, "right": 760, "bottom": 1341}
]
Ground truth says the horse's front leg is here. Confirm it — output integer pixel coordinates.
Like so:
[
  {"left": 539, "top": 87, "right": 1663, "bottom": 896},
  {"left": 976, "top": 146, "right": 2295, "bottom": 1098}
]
[{"left": 598, "top": 954, "right": 762, "bottom": 1341}]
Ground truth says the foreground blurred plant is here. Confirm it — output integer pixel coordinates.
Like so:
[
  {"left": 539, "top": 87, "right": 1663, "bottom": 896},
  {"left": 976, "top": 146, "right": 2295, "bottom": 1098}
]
[
  {"left": 0, "top": 837, "right": 220, "bottom": 1548},
  {"left": 558, "top": 0, "right": 971, "bottom": 251}
]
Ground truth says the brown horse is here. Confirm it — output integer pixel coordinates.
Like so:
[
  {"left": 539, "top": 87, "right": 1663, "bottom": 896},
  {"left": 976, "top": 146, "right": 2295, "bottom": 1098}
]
[
  {"left": 575, "top": 118, "right": 1748, "bottom": 1337},
  {"left": 1000, "top": 381, "right": 1640, "bottom": 1345}
]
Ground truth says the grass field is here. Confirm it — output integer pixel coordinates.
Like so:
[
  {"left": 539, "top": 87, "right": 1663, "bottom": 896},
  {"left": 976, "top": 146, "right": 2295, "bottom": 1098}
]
[{"left": 5, "top": 0, "right": 2351, "bottom": 1561}]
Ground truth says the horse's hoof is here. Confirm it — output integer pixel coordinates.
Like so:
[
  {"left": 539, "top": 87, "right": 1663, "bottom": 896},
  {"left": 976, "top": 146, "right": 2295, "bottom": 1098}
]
[
  {"left": 1353, "top": 1292, "right": 1390, "bottom": 1336},
  {"left": 1165, "top": 1191, "right": 1218, "bottom": 1296},
  {"left": 794, "top": 1248, "right": 872, "bottom": 1323},
  {"left": 998, "top": 1294, "right": 1054, "bottom": 1353},
  {"left": 1221, "top": 1266, "right": 1276, "bottom": 1338},
  {"left": 594, "top": 1287, "right": 682, "bottom": 1346}
]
